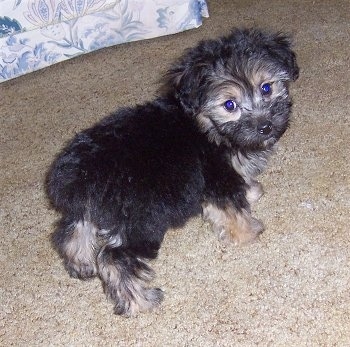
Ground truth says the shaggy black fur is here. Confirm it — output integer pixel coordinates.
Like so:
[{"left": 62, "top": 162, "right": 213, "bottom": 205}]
[{"left": 46, "top": 28, "right": 299, "bottom": 316}]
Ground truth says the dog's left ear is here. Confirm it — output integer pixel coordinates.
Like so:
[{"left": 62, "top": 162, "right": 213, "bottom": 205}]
[
  {"left": 265, "top": 33, "right": 299, "bottom": 81},
  {"left": 163, "top": 60, "right": 204, "bottom": 114},
  {"left": 162, "top": 42, "right": 214, "bottom": 114}
]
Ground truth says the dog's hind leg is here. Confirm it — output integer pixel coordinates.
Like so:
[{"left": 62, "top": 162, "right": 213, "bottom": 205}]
[
  {"left": 52, "top": 217, "right": 98, "bottom": 279},
  {"left": 97, "top": 240, "right": 164, "bottom": 317}
]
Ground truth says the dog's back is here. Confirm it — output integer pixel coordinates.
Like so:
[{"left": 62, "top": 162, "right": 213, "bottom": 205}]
[{"left": 47, "top": 98, "right": 204, "bottom": 244}]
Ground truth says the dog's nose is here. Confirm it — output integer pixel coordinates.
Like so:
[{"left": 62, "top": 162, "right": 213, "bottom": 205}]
[{"left": 257, "top": 121, "right": 273, "bottom": 135}]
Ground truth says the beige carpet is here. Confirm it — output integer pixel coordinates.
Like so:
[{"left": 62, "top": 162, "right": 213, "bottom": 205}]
[{"left": 1, "top": 0, "right": 350, "bottom": 345}]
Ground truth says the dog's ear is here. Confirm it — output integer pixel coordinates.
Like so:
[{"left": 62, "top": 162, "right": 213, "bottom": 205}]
[
  {"left": 264, "top": 32, "right": 299, "bottom": 81},
  {"left": 163, "top": 60, "right": 204, "bottom": 114},
  {"left": 162, "top": 42, "right": 215, "bottom": 114}
]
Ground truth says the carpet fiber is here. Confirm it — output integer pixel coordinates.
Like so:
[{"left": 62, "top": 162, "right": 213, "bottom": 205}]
[{"left": 1, "top": 0, "right": 350, "bottom": 345}]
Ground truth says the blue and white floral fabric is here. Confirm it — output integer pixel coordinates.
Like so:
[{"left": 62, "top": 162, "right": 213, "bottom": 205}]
[{"left": 0, "top": 0, "right": 208, "bottom": 82}]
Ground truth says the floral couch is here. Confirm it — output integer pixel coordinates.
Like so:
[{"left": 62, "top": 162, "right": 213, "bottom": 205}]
[{"left": 0, "top": 0, "right": 208, "bottom": 83}]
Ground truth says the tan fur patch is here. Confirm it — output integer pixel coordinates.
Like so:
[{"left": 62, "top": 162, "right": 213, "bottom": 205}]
[
  {"left": 248, "top": 66, "right": 289, "bottom": 105},
  {"left": 202, "top": 203, "right": 264, "bottom": 245},
  {"left": 197, "top": 83, "right": 243, "bottom": 143}
]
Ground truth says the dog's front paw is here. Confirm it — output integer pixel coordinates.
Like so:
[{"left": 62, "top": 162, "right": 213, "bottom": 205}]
[
  {"left": 203, "top": 203, "right": 264, "bottom": 246},
  {"left": 214, "top": 217, "right": 263, "bottom": 246},
  {"left": 226, "top": 214, "right": 264, "bottom": 246}
]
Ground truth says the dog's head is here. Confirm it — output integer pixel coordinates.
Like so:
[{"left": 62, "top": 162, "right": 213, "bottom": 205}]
[{"left": 164, "top": 28, "right": 299, "bottom": 150}]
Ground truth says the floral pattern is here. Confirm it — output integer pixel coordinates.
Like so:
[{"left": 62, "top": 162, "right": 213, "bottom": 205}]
[{"left": 0, "top": 0, "right": 208, "bottom": 82}]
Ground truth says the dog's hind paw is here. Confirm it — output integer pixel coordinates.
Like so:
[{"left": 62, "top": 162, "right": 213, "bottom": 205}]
[
  {"left": 66, "top": 261, "right": 97, "bottom": 280},
  {"left": 113, "top": 287, "right": 164, "bottom": 317},
  {"left": 97, "top": 248, "right": 164, "bottom": 317}
]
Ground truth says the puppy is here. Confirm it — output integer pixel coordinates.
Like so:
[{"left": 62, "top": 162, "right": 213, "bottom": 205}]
[{"left": 47, "top": 28, "right": 299, "bottom": 317}]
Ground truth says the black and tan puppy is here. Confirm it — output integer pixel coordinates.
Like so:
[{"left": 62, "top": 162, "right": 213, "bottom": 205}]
[{"left": 47, "top": 28, "right": 299, "bottom": 317}]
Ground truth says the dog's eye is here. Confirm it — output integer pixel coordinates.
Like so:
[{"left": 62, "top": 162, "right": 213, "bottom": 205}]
[
  {"left": 223, "top": 100, "right": 238, "bottom": 112},
  {"left": 261, "top": 83, "right": 272, "bottom": 96}
]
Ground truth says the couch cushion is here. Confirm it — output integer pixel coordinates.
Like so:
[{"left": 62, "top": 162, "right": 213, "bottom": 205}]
[{"left": 0, "top": 0, "right": 118, "bottom": 37}]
